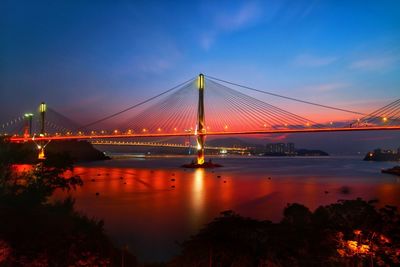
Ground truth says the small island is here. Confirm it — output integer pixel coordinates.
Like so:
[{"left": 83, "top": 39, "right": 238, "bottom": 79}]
[
  {"left": 381, "top": 166, "right": 400, "bottom": 176},
  {"left": 364, "top": 147, "right": 400, "bottom": 162}
]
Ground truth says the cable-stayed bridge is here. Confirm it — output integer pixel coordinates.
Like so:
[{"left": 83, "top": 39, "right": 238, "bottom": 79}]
[{"left": 2, "top": 74, "right": 400, "bottom": 165}]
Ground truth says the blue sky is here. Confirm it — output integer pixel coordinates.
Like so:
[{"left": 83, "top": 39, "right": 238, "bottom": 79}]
[{"left": 1, "top": 0, "right": 400, "bottom": 124}]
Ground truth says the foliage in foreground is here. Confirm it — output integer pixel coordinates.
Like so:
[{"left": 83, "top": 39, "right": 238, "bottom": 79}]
[
  {"left": 0, "top": 140, "right": 136, "bottom": 266},
  {"left": 171, "top": 199, "right": 400, "bottom": 267}
]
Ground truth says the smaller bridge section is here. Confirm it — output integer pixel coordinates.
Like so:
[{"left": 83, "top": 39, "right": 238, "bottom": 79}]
[{"left": 90, "top": 140, "right": 249, "bottom": 153}]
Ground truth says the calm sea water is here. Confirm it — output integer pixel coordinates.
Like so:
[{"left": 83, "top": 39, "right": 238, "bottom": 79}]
[{"left": 55, "top": 156, "right": 400, "bottom": 262}]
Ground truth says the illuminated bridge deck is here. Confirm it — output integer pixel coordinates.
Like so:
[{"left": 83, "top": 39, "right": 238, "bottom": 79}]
[{"left": 8, "top": 125, "right": 400, "bottom": 143}]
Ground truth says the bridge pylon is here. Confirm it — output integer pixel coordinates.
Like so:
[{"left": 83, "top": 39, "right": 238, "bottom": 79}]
[
  {"left": 38, "top": 102, "right": 47, "bottom": 160},
  {"left": 23, "top": 113, "right": 34, "bottom": 141},
  {"left": 196, "top": 73, "right": 206, "bottom": 165}
]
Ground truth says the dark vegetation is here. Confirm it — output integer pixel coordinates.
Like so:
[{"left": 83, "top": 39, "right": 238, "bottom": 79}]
[
  {"left": 0, "top": 137, "right": 136, "bottom": 266},
  {"left": 170, "top": 200, "right": 400, "bottom": 267},
  {"left": 1, "top": 137, "right": 399, "bottom": 266}
]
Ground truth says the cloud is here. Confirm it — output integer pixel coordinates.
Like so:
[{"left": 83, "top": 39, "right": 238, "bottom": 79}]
[
  {"left": 137, "top": 58, "right": 172, "bottom": 74},
  {"left": 122, "top": 39, "right": 182, "bottom": 75},
  {"left": 304, "top": 82, "right": 349, "bottom": 92},
  {"left": 349, "top": 55, "right": 400, "bottom": 71},
  {"left": 200, "top": 2, "right": 264, "bottom": 50},
  {"left": 264, "top": 134, "right": 288, "bottom": 141},
  {"left": 293, "top": 54, "right": 337, "bottom": 67},
  {"left": 216, "top": 2, "right": 262, "bottom": 31},
  {"left": 200, "top": 35, "right": 215, "bottom": 51}
]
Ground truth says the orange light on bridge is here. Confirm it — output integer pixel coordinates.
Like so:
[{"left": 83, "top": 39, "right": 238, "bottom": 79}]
[
  {"left": 114, "top": 129, "right": 119, "bottom": 134},
  {"left": 306, "top": 122, "right": 310, "bottom": 127},
  {"left": 173, "top": 127, "right": 177, "bottom": 131},
  {"left": 91, "top": 130, "right": 96, "bottom": 135},
  {"left": 101, "top": 130, "right": 105, "bottom": 134},
  {"left": 142, "top": 128, "right": 147, "bottom": 133},
  {"left": 127, "top": 129, "right": 133, "bottom": 134},
  {"left": 224, "top": 125, "right": 228, "bottom": 130},
  {"left": 383, "top": 117, "right": 388, "bottom": 122},
  {"left": 157, "top": 128, "right": 162, "bottom": 132}
]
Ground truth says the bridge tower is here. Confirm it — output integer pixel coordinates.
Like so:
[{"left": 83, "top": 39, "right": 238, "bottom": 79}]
[
  {"left": 38, "top": 102, "right": 46, "bottom": 160},
  {"left": 196, "top": 73, "right": 206, "bottom": 165},
  {"left": 23, "top": 113, "right": 34, "bottom": 140}
]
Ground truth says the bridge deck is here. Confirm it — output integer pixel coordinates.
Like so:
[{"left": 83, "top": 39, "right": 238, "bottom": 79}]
[{"left": 8, "top": 126, "right": 400, "bottom": 143}]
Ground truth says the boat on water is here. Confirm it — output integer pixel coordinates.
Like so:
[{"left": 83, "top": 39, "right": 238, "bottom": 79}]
[{"left": 381, "top": 166, "right": 400, "bottom": 176}]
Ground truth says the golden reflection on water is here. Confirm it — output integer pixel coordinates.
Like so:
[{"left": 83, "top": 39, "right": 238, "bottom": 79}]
[{"left": 190, "top": 169, "right": 205, "bottom": 225}]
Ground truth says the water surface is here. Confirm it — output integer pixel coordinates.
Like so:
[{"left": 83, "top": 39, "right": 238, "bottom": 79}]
[{"left": 55, "top": 156, "right": 400, "bottom": 262}]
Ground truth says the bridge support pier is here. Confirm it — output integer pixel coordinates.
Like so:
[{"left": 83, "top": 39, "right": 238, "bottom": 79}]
[{"left": 196, "top": 74, "right": 205, "bottom": 165}]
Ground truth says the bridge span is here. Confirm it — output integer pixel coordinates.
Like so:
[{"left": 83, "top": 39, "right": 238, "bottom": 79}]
[{"left": 89, "top": 140, "right": 248, "bottom": 152}]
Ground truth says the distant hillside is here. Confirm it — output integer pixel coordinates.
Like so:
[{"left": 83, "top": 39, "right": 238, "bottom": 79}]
[
  {"left": 0, "top": 138, "right": 109, "bottom": 164},
  {"left": 46, "top": 140, "right": 110, "bottom": 162},
  {"left": 296, "top": 149, "right": 329, "bottom": 156}
]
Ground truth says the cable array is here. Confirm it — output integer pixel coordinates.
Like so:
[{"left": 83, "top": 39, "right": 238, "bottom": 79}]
[
  {"left": 353, "top": 99, "right": 400, "bottom": 127},
  {"left": 79, "top": 77, "right": 195, "bottom": 130},
  {"left": 116, "top": 78, "right": 320, "bottom": 134},
  {"left": 0, "top": 116, "right": 25, "bottom": 134},
  {"left": 2, "top": 75, "right": 399, "bottom": 137},
  {"left": 206, "top": 75, "right": 367, "bottom": 116}
]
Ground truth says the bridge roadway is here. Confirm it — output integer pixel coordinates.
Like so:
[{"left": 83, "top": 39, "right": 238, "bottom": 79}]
[
  {"left": 8, "top": 125, "right": 400, "bottom": 143},
  {"left": 89, "top": 140, "right": 248, "bottom": 152}
]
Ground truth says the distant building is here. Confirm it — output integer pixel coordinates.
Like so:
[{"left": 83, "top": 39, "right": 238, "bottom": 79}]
[
  {"left": 286, "top": 143, "right": 295, "bottom": 155},
  {"left": 265, "top": 143, "right": 275, "bottom": 154},
  {"left": 266, "top": 142, "right": 296, "bottom": 155}
]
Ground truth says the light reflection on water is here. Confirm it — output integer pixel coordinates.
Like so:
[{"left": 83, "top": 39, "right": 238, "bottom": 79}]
[{"left": 52, "top": 156, "right": 400, "bottom": 262}]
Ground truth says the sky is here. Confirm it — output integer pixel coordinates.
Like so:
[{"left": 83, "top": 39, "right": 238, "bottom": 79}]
[{"left": 1, "top": 0, "right": 400, "bottom": 151}]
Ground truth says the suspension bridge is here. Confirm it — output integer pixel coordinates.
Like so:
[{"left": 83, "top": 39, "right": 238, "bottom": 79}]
[{"left": 2, "top": 74, "right": 400, "bottom": 165}]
